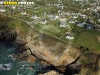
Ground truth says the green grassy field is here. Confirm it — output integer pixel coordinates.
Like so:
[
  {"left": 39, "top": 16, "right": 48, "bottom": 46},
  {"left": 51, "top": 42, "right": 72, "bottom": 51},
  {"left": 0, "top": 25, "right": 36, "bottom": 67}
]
[{"left": 76, "top": 32, "right": 100, "bottom": 53}]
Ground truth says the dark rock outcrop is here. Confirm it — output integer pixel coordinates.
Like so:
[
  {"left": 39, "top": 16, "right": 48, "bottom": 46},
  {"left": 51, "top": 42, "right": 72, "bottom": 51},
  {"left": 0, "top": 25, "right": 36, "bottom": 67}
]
[{"left": 0, "top": 30, "right": 17, "bottom": 41}]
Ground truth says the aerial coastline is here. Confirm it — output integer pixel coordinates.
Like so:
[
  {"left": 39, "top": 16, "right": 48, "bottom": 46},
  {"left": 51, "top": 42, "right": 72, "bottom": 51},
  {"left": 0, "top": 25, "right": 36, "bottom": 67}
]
[{"left": 0, "top": 0, "right": 100, "bottom": 75}]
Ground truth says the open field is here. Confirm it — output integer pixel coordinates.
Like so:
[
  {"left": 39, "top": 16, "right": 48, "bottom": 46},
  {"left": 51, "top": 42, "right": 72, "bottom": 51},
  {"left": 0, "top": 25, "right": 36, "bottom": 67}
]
[{"left": 76, "top": 32, "right": 100, "bottom": 53}]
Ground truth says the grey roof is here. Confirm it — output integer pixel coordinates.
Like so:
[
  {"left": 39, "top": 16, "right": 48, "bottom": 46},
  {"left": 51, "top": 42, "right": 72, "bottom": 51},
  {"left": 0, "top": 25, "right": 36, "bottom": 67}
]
[{"left": 60, "top": 21, "right": 66, "bottom": 25}]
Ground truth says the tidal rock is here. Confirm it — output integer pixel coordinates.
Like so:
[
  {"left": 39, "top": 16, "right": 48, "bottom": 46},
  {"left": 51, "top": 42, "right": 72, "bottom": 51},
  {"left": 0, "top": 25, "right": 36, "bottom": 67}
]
[
  {"left": 26, "top": 50, "right": 31, "bottom": 55},
  {"left": 38, "top": 70, "right": 63, "bottom": 75},
  {"left": 30, "top": 66, "right": 34, "bottom": 70},
  {"left": 22, "top": 51, "right": 28, "bottom": 56},
  {"left": 22, "top": 50, "right": 31, "bottom": 56},
  {"left": 15, "top": 36, "right": 27, "bottom": 45},
  {"left": 14, "top": 53, "right": 23, "bottom": 59},
  {"left": 40, "top": 60, "right": 51, "bottom": 66},
  {"left": 18, "top": 45, "right": 29, "bottom": 53},
  {"left": 0, "top": 30, "right": 17, "bottom": 40},
  {"left": 26, "top": 55, "right": 36, "bottom": 63}
]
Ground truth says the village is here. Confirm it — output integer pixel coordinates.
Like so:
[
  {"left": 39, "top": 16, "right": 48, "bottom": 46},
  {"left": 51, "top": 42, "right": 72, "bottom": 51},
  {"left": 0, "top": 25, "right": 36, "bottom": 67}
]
[{"left": 0, "top": 0, "right": 100, "bottom": 52}]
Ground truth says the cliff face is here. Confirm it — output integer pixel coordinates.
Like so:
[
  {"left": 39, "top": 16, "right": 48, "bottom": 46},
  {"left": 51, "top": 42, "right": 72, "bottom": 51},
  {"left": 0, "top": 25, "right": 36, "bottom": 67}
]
[
  {"left": 13, "top": 35, "right": 82, "bottom": 75},
  {"left": 0, "top": 30, "right": 17, "bottom": 41},
  {"left": 13, "top": 35, "right": 100, "bottom": 75},
  {"left": 19, "top": 35, "right": 81, "bottom": 67},
  {"left": 0, "top": 22, "right": 99, "bottom": 75},
  {"left": 14, "top": 50, "right": 36, "bottom": 63}
]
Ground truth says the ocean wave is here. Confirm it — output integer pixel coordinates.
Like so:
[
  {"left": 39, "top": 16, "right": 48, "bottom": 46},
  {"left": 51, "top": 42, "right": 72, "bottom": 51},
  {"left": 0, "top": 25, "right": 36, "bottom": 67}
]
[
  {"left": 0, "top": 63, "right": 12, "bottom": 71},
  {"left": 8, "top": 54, "right": 16, "bottom": 62},
  {"left": 17, "top": 65, "right": 25, "bottom": 75}
]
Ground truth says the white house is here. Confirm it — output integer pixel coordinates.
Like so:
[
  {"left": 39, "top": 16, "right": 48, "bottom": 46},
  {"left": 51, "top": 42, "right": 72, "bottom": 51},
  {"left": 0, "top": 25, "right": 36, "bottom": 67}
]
[
  {"left": 12, "top": 6, "right": 16, "bottom": 9},
  {"left": 21, "top": 11, "right": 27, "bottom": 15},
  {"left": 72, "top": 15, "right": 78, "bottom": 18},
  {"left": 60, "top": 21, "right": 66, "bottom": 27},
  {"left": 98, "top": 19, "right": 100, "bottom": 23},
  {"left": 66, "top": 12, "right": 70, "bottom": 16},
  {"left": 30, "top": 15, "right": 37, "bottom": 19},
  {"left": 68, "top": 19, "right": 75, "bottom": 23},
  {"left": 65, "top": 35, "right": 74, "bottom": 40},
  {"left": 66, "top": 25, "right": 70, "bottom": 29},
  {"left": 81, "top": 14, "right": 86, "bottom": 18},
  {"left": 76, "top": 22, "right": 84, "bottom": 27},
  {"left": 59, "top": 17, "right": 67, "bottom": 27},
  {"left": 0, "top": 9, "right": 6, "bottom": 12},
  {"left": 59, "top": 17, "right": 66, "bottom": 21},
  {"left": 40, "top": 19, "right": 47, "bottom": 24},
  {"left": 41, "top": 12, "right": 46, "bottom": 15},
  {"left": 49, "top": 15, "right": 59, "bottom": 20}
]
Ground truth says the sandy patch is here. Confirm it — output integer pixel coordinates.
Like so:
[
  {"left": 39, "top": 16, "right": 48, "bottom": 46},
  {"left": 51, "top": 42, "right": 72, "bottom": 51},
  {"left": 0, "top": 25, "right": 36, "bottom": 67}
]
[{"left": 97, "top": 36, "right": 100, "bottom": 43}]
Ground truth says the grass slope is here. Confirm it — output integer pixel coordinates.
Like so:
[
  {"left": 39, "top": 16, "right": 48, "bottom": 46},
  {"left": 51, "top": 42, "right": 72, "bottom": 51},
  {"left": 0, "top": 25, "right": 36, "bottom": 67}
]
[{"left": 76, "top": 32, "right": 100, "bottom": 53}]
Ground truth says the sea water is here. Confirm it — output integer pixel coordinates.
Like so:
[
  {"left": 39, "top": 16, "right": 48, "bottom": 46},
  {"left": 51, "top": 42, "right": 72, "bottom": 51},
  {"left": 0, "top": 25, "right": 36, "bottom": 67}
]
[{"left": 0, "top": 41, "right": 44, "bottom": 75}]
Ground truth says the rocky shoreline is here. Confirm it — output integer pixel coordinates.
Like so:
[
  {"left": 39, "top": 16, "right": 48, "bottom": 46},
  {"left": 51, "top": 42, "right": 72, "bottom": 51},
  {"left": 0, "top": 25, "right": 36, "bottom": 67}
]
[{"left": 0, "top": 29, "right": 100, "bottom": 75}]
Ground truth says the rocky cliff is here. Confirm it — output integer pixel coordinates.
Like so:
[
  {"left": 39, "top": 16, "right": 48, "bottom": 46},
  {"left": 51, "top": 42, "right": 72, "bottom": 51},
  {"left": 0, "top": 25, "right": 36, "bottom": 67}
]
[
  {"left": 0, "top": 30, "right": 17, "bottom": 41},
  {"left": 0, "top": 21, "right": 100, "bottom": 75}
]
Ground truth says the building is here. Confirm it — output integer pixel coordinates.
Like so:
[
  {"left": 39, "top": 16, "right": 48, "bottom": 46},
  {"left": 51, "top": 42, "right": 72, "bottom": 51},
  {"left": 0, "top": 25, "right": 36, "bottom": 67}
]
[
  {"left": 41, "top": 12, "right": 46, "bottom": 15},
  {"left": 68, "top": 19, "right": 75, "bottom": 23},
  {"left": 0, "top": 8, "right": 6, "bottom": 12},
  {"left": 85, "top": 24, "right": 93, "bottom": 29},
  {"left": 58, "top": 10, "right": 63, "bottom": 15},
  {"left": 65, "top": 33, "right": 74, "bottom": 40},
  {"left": 21, "top": 11, "right": 27, "bottom": 15},
  {"left": 72, "top": 15, "right": 78, "bottom": 18},
  {"left": 49, "top": 15, "right": 59, "bottom": 20},
  {"left": 30, "top": 15, "right": 37, "bottom": 19},
  {"left": 81, "top": 14, "right": 86, "bottom": 18},
  {"left": 98, "top": 19, "right": 100, "bottom": 23},
  {"left": 40, "top": 19, "right": 47, "bottom": 24},
  {"left": 60, "top": 21, "right": 66, "bottom": 27},
  {"left": 94, "top": 25, "right": 100, "bottom": 31},
  {"left": 12, "top": 6, "right": 16, "bottom": 9},
  {"left": 59, "top": 17, "right": 66, "bottom": 27},
  {"left": 76, "top": 22, "right": 84, "bottom": 27}
]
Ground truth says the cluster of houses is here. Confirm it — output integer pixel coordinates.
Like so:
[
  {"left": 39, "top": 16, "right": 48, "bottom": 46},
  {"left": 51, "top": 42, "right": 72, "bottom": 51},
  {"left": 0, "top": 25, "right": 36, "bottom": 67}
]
[
  {"left": 20, "top": 9, "right": 100, "bottom": 40},
  {"left": 46, "top": 3, "right": 64, "bottom": 9},
  {"left": 76, "top": 22, "right": 100, "bottom": 31},
  {"left": 0, "top": 0, "right": 100, "bottom": 40}
]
